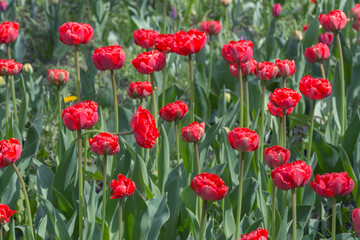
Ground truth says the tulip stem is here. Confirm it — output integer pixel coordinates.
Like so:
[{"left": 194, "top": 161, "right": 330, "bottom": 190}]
[
  {"left": 282, "top": 76, "right": 286, "bottom": 88},
  {"left": 335, "top": 32, "right": 346, "bottom": 136},
  {"left": 75, "top": 45, "right": 81, "bottom": 102},
  {"left": 199, "top": 200, "right": 207, "bottom": 240},
  {"left": 0, "top": 225, "right": 2, "bottom": 240},
  {"left": 271, "top": 182, "right": 277, "bottom": 240},
  {"left": 118, "top": 198, "right": 122, "bottom": 240},
  {"left": 162, "top": 0, "right": 167, "bottom": 33},
  {"left": 110, "top": 70, "right": 119, "bottom": 132},
  {"left": 57, "top": 86, "right": 62, "bottom": 133},
  {"left": 194, "top": 142, "right": 201, "bottom": 175},
  {"left": 263, "top": 0, "right": 268, "bottom": 33},
  {"left": 175, "top": 121, "right": 180, "bottom": 165},
  {"left": 332, "top": 197, "right": 336, "bottom": 240},
  {"left": 11, "top": 163, "right": 34, "bottom": 239},
  {"left": 279, "top": 117, "right": 283, "bottom": 147},
  {"left": 207, "top": 35, "right": 213, "bottom": 96},
  {"left": 237, "top": 63, "right": 244, "bottom": 127},
  {"left": 77, "top": 129, "right": 84, "bottom": 240},
  {"left": 244, "top": 75, "right": 250, "bottom": 128},
  {"left": 319, "top": 62, "right": 333, "bottom": 141},
  {"left": 235, "top": 151, "right": 245, "bottom": 239},
  {"left": 101, "top": 155, "right": 107, "bottom": 239},
  {"left": 5, "top": 76, "right": 9, "bottom": 133},
  {"left": 150, "top": 73, "right": 158, "bottom": 126},
  {"left": 260, "top": 80, "right": 265, "bottom": 164},
  {"left": 282, "top": 110, "right": 286, "bottom": 148},
  {"left": 225, "top": 6, "right": 229, "bottom": 42},
  {"left": 349, "top": 0, "right": 353, "bottom": 51},
  {"left": 7, "top": 44, "right": 17, "bottom": 124},
  {"left": 162, "top": 67, "right": 167, "bottom": 107},
  {"left": 306, "top": 100, "right": 316, "bottom": 163},
  {"left": 292, "top": 188, "right": 297, "bottom": 240},
  {"left": 188, "top": 55, "right": 195, "bottom": 122}
]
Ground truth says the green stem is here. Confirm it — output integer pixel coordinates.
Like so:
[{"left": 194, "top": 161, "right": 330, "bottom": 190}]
[
  {"left": 282, "top": 76, "right": 286, "bottom": 88},
  {"left": 5, "top": 76, "right": 8, "bottom": 133},
  {"left": 86, "top": 0, "right": 92, "bottom": 22},
  {"left": 6, "top": 44, "right": 11, "bottom": 59},
  {"left": 244, "top": 75, "right": 250, "bottom": 128},
  {"left": 11, "top": 163, "right": 34, "bottom": 239},
  {"left": 319, "top": 62, "right": 333, "bottom": 140},
  {"left": 349, "top": 0, "right": 353, "bottom": 51},
  {"left": 279, "top": 117, "right": 283, "bottom": 147},
  {"left": 162, "top": 0, "right": 167, "bottom": 33},
  {"left": 150, "top": 73, "right": 158, "bottom": 125},
  {"left": 57, "top": 86, "right": 62, "bottom": 133},
  {"left": 118, "top": 199, "right": 122, "bottom": 240},
  {"left": 332, "top": 197, "right": 336, "bottom": 240},
  {"left": 292, "top": 188, "right": 297, "bottom": 240},
  {"left": 175, "top": 121, "right": 180, "bottom": 165},
  {"left": 75, "top": 45, "right": 81, "bottom": 102},
  {"left": 271, "top": 182, "right": 277, "bottom": 240},
  {"left": 110, "top": 70, "right": 119, "bottom": 132},
  {"left": 260, "top": 80, "right": 265, "bottom": 163},
  {"left": 83, "top": 133, "right": 87, "bottom": 177},
  {"left": 194, "top": 142, "right": 201, "bottom": 174},
  {"left": 207, "top": 36, "right": 213, "bottom": 96},
  {"left": 225, "top": 6, "right": 229, "bottom": 41},
  {"left": 263, "top": 0, "right": 268, "bottom": 33},
  {"left": 162, "top": 67, "right": 167, "bottom": 107},
  {"left": 306, "top": 100, "right": 316, "bottom": 163},
  {"left": 77, "top": 129, "right": 84, "bottom": 240},
  {"left": 237, "top": 63, "right": 243, "bottom": 127},
  {"left": 199, "top": 200, "right": 207, "bottom": 240},
  {"left": 189, "top": 55, "right": 195, "bottom": 122},
  {"left": 6, "top": 45, "right": 17, "bottom": 123},
  {"left": 283, "top": 109, "right": 286, "bottom": 148},
  {"left": 101, "top": 155, "right": 107, "bottom": 238},
  {"left": 235, "top": 151, "right": 245, "bottom": 239},
  {"left": 335, "top": 32, "right": 346, "bottom": 136},
  {"left": 0, "top": 225, "right": 2, "bottom": 240}
]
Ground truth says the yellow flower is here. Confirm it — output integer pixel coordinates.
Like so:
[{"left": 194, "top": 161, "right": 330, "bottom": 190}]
[{"left": 64, "top": 96, "right": 77, "bottom": 103}]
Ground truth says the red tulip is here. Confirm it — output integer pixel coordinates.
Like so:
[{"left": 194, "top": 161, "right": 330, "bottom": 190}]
[
  {"left": 0, "top": 138, "right": 21, "bottom": 168},
  {"left": 62, "top": 100, "right": 98, "bottom": 131},
  {"left": 47, "top": 68, "right": 69, "bottom": 86},
  {"left": 181, "top": 121, "right": 205, "bottom": 142},
  {"left": 299, "top": 75, "right": 332, "bottom": 100},
  {"left": 310, "top": 172, "right": 354, "bottom": 198},
  {"left": 92, "top": 44, "right": 126, "bottom": 71},
  {"left": 272, "top": 3, "right": 282, "bottom": 18},
  {"left": 264, "top": 145, "right": 291, "bottom": 169},
  {"left": 229, "top": 58, "right": 257, "bottom": 77},
  {"left": 88, "top": 132, "right": 120, "bottom": 156},
  {"left": 318, "top": 10, "right": 347, "bottom": 32},
  {"left": 0, "top": 1, "right": 7, "bottom": 11},
  {"left": 271, "top": 160, "right": 313, "bottom": 191},
  {"left": 155, "top": 34, "right": 174, "bottom": 53},
  {"left": 227, "top": 127, "right": 259, "bottom": 152},
  {"left": 310, "top": 0, "right": 316, "bottom": 3},
  {"left": 275, "top": 59, "right": 296, "bottom": 78},
  {"left": 109, "top": 174, "right": 136, "bottom": 199},
  {"left": 303, "top": 24, "right": 309, "bottom": 32},
  {"left": 318, "top": 32, "right": 334, "bottom": 46},
  {"left": 255, "top": 61, "right": 279, "bottom": 81},
  {"left": 353, "top": 208, "right": 360, "bottom": 235},
  {"left": 221, "top": 40, "right": 253, "bottom": 64},
  {"left": 269, "top": 88, "right": 301, "bottom": 109},
  {"left": 239, "top": 228, "right": 269, "bottom": 240},
  {"left": 172, "top": 29, "right": 207, "bottom": 56},
  {"left": 132, "top": 50, "right": 166, "bottom": 74},
  {"left": 304, "top": 43, "right": 330, "bottom": 63},
  {"left": 0, "top": 22, "right": 18, "bottom": 44},
  {"left": 0, "top": 204, "right": 16, "bottom": 224},
  {"left": 127, "top": 81, "right": 152, "bottom": 99},
  {"left": 133, "top": 29, "right": 159, "bottom": 49},
  {"left": 191, "top": 173, "right": 228, "bottom": 201},
  {"left": 267, "top": 102, "right": 294, "bottom": 117},
  {"left": 130, "top": 106, "right": 159, "bottom": 148},
  {"left": 352, "top": 4, "right": 360, "bottom": 31},
  {"left": 200, "top": 21, "right": 222, "bottom": 36},
  {"left": 159, "top": 100, "right": 189, "bottom": 122},
  {"left": 0, "top": 59, "right": 22, "bottom": 76},
  {"left": 58, "top": 22, "right": 93, "bottom": 46}
]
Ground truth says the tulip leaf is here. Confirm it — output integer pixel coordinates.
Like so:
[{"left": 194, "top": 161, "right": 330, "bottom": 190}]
[
  {"left": 302, "top": 17, "right": 320, "bottom": 48},
  {"left": 341, "top": 110, "right": 360, "bottom": 161},
  {"left": 158, "top": 125, "right": 170, "bottom": 193}
]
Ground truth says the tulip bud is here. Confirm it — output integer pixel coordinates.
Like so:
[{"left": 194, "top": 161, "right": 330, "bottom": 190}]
[
  {"left": 221, "top": 0, "right": 232, "bottom": 6},
  {"left": 225, "top": 92, "right": 231, "bottom": 103},
  {"left": 23, "top": 63, "right": 33, "bottom": 74},
  {"left": 272, "top": 4, "right": 282, "bottom": 18},
  {"left": 294, "top": 30, "right": 303, "bottom": 41},
  {"left": 171, "top": 6, "right": 177, "bottom": 19},
  {"left": 0, "top": 1, "right": 7, "bottom": 11}
]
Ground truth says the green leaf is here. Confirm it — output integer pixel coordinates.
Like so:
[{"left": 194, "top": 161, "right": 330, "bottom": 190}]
[
  {"left": 276, "top": 207, "right": 288, "bottom": 240},
  {"left": 186, "top": 208, "right": 200, "bottom": 240},
  {"left": 302, "top": 17, "right": 320, "bottom": 48},
  {"left": 341, "top": 111, "right": 360, "bottom": 160},
  {"left": 158, "top": 125, "right": 170, "bottom": 192}
]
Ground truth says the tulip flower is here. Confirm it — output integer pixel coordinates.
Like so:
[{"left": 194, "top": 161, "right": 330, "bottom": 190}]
[
  {"left": 0, "top": 22, "right": 18, "bottom": 45},
  {"left": 319, "top": 10, "right": 347, "bottom": 33},
  {"left": 133, "top": 29, "right": 159, "bottom": 50},
  {"left": 353, "top": 208, "right": 360, "bottom": 235},
  {"left": 275, "top": 59, "right": 296, "bottom": 87},
  {"left": 239, "top": 228, "right": 269, "bottom": 240},
  {"left": 191, "top": 173, "right": 228, "bottom": 240},
  {"left": 0, "top": 139, "right": 34, "bottom": 237},
  {"left": 272, "top": 3, "right": 282, "bottom": 18},
  {"left": 228, "top": 127, "right": 259, "bottom": 239},
  {"left": 127, "top": 81, "right": 152, "bottom": 99},
  {"left": 0, "top": 204, "right": 16, "bottom": 225},
  {"left": 310, "top": 172, "right": 354, "bottom": 240},
  {"left": 264, "top": 145, "right": 291, "bottom": 169},
  {"left": 0, "top": 1, "right": 7, "bottom": 11},
  {"left": 109, "top": 174, "right": 136, "bottom": 240}
]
